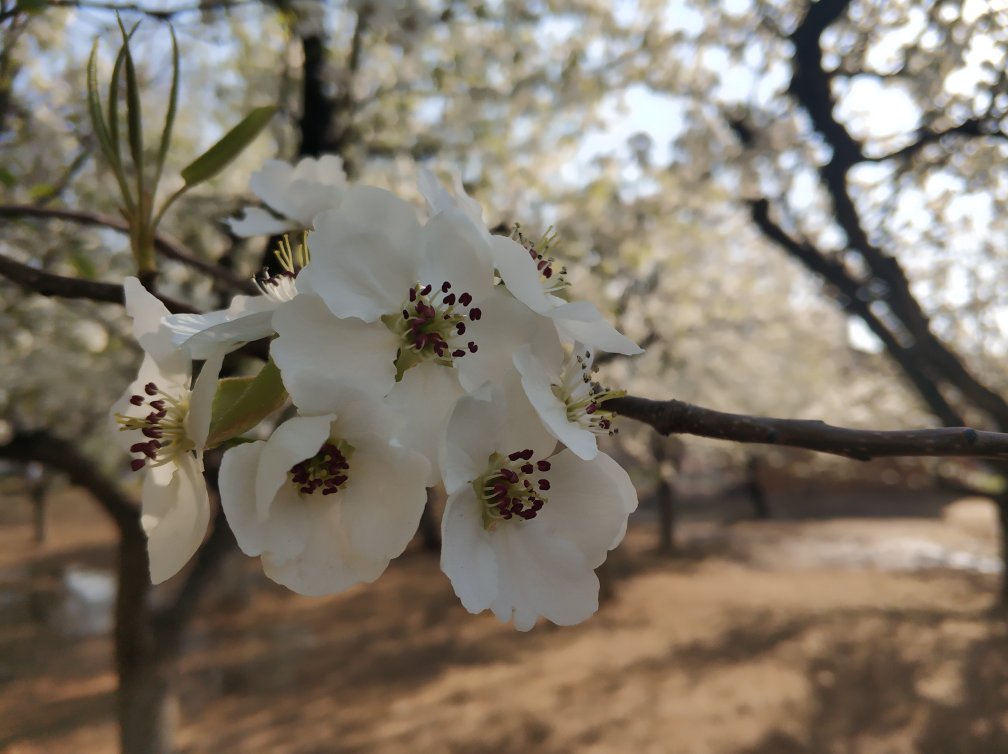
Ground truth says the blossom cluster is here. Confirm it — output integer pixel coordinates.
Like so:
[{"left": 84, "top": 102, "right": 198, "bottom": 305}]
[{"left": 112, "top": 157, "right": 642, "bottom": 630}]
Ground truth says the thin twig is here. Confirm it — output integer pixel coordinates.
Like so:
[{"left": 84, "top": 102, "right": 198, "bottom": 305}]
[
  {"left": 610, "top": 395, "right": 1008, "bottom": 461},
  {"left": 0, "top": 203, "right": 258, "bottom": 294},
  {"left": 0, "top": 251, "right": 197, "bottom": 312}
]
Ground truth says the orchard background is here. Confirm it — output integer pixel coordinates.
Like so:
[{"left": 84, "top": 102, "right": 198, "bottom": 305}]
[{"left": 4, "top": 0, "right": 1008, "bottom": 752}]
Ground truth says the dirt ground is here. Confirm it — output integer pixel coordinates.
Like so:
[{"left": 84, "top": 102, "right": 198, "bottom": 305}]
[{"left": 2, "top": 487, "right": 1008, "bottom": 753}]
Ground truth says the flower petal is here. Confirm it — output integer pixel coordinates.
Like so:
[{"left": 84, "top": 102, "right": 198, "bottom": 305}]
[
  {"left": 185, "top": 351, "right": 224, "bottom": 451},
  {"left": 248, "top": 160, "right": 297, "bottom": 217},
  {"left": 439, "top": 390, "right": 503, "bottom": 494},
  {"left": 141, "top": 454, "right": 210, "bottom": 584},
  {"left": 164, "top": 295, "right": 279, "bottom": 359},
  {"left": 218, "top": 441, "right": 268, "bottom": 556},
  {"left": 441, "top": 488, "right": 498, "bottom": 614},
  {"left": 271, "top": 294, "right": 398, "bottom": 412},
  {"left": 489, "top": 235, "right": 552, "bottom": 314},
  {"left": 124, "top": 277, "right": 189, "bottom": 381},
  {"left": 534, "top": 449, "right": 637, "bottom": 566},
  {"left": 513, "top": 345, "right": 598, "bottom": 460},
  {"left": 550, "top": 301, "right": 643, "bottom": 355},
  {"left": 300, "top": 205, "right": 418, "bottom": 321},
  {"left": 456, "top": 286, "right": 563, "bottom": 393},
  {"left": 254, "top": 413, "right": 336, "bottom": 520},
  {"left": 261, "top": 502, "right": 385, "bottom": 596},
  {"left": 337, "top": 437, "right": 430, "bottom": 562},
  {"left": 490, "top": 522, "right": 596, "bottom": 630},
  {"left": 418, "top": 208, "right": 494, "bottom": 303},
  {"left": 386, "top": 361, "right": 465, "bottom": 486}
]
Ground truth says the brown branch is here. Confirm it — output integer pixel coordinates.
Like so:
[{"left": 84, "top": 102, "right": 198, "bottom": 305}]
[
  {"left": 609, "top": 395, "right": 1008, "bottom": 462},
  {"left": 0, "top": 251, "right": 197, "bottom": 312},
  {"left": 870, "top": 118, "right": 1008, "bottom": 164},
  {"left": 0, "top": 204, "right": 258, "bottom": 294},
  {"left": 0, "top": 430, "right": 139, "bottom": 532}
]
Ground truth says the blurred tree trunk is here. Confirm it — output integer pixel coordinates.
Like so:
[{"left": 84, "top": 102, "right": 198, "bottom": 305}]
[
  {"left": 655, "top": 472, "right": 676, "bottom": 554},
  {"left": 116, "top": 529, "right": 177, "bottom": 754},
  {"left": 745, "top": 457, "right": 770, "bottom": 520},
  {"left": 650, "top": 435, "right": 684, "bottom": 554},
  {"left": 26, "top": 463, "right": 49, "bottom": 545}
]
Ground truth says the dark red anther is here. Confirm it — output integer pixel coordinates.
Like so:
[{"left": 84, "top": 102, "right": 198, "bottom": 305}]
[
  {"left": 459, "top": 292, "right": 472, "bottom": 306},
  {"left": 129, "top": 395, "right": 145, "bottom": 406},
  {"left": 452, "top": 349, "right": 465, "bottom": 358},
  {"left": 469, "top": 307, "right": 481, "bottom": 320},
  {"left": 421, "top": 283, "right": 432, "bottom": 296},
  {"left": 444, "top": 293, "right": 456, "bottom": 305},
  {"left": 142, "top": 427, "right": 163, "bottom": 439},
  {"left": 441, "top": 281, "right": 451, "bottom": 293},
  {"left": 508, "top": 451, "right": 524, "bottom": 461},
  {"left": 521, "top": 463, "right": 533, "bottom": 474},
  {"left": 403, "top": 309, "right": 410, "bottom": 320},
  {"left": 130, "top": 459, "right": 146, "bottom": 472},
  {"left": 467, "top": 341, "right": 478, "bottom": 353},
  {"left": 409, "top": 288, "right": 417, "bottom": 302},
  {"left": 537, "top": 259, "right": 548, "bottom": 271},
  {"left": 585, "top": 402, "right": 597, "bottom": 414},
  {"left": 144, "top": 382, "right": 158, "bottom": 396},
  {"left": 500, "top": 468, "right": 519, "bottom": 484},
  {"left": 456, "top": 322, "right": 466, "bottom": 335},
  {"left": 520, "top": 449, "right": 534, "bottom": 460},
  {"left": 536, "top": 460, "right": 551, "bottom": 472},
  {"left": 538, "top": 479, "right": 551, "bottom": 491},
  {"left": 130, "top": 442, "right": 148, "bottom": 454},
  {"left": 543, "top": 268, "right": 553, "bottom": 279}
]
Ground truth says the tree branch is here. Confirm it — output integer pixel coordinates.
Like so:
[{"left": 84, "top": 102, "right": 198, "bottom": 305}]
[
  {"left": 609, "top": 395, "right": 1008, "bottom": 462},
  {"left": 870, "top": 118, "right": 1008, "bottom": 164},
  {"left": 0, "top": 430, "right": 139, "bottom": 532},
  {"left": 0, "top": 204, "right": 257, "bottom": 294},
  {"left": 0, "top": 251, "right": 197, "bottom": 312}
]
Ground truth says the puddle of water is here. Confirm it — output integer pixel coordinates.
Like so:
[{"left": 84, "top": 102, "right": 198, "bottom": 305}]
[
  {"left": 742, "top": 535, "right": 1002, "bottom": 574},
  {"left": 55, "top": 565, "right": 116, "bottom": 637}
]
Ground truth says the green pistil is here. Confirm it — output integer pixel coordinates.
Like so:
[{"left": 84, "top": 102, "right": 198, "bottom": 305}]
[
  {"left": 288, "top": 438, "right": 355, "bottom": 496},
  {"left": 382, "top": 281, "right": 480, "bottom": 381},
  {"left": 473, "top": 450, "right": 552, "bottom": 531}
]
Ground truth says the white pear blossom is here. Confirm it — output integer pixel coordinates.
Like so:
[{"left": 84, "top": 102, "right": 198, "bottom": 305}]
[
  {"left": 513, "top": 344, "right": 623, "bottom": 461},
  {"left": 111, "top": 278, "right": 223, "bottom": 584},
  {"left": 417, "top": 169, "right": 642, "bottom": 356},
  {"left": 218, "top": 398, "right": 430, "bottom": 596},
  {"left": 271, "top": 185, "right": 549, "bottom": 473},
  {"left": 228, "top": 155, "right": 348, "bottom": 237},
  {"left": 439, "top": 390, "right": 638, "bottom": 630},
  {"left": 163, "top": 235, "right": 307, "bottom": 359}
]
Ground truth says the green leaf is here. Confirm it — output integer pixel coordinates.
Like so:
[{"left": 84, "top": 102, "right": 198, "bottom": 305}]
[
  {"left": 180, "top": 105, "right": 278, "bottom": 188},
  {"left": 27, "top": 182, "right": 55, "bottom": 200},
  {"left": 87, "top": 37, "right": 135, "bottom": 213},
  {"left": 154, "top": 25, "right": 180, "bottom": 188},
  {"left": 69, "top": 252, "right": 98, "bottom": 279},
  {"left": 86, "top": 40, "right": 117, "bottom": 168},
  {"left": 117, "top": 18, "right": 144, "bottom": 184},
  {"left": 205, "top": 359, "right": 288, "bottom": 449},
  {"left": 0, "top": 167, "right": 15, "bottom": 188},
  {"left": 107, "top": 21, "right": 140, "bottom": 171}
]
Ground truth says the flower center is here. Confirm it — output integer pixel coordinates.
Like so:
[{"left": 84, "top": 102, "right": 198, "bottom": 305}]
[
  {"left": 382, "top": 280, "right": 481, "bottom": 380},
  {"left": 511, "top": 224, "right": 568, "bottom": 294},
  {"left": 551, "top": 349, "right": 623, "bottom": 436},
  {"left": 114, "top": 382, "right": 194, "bottom": 471},
  {"left": 288, "top": 439, "right": 354, "bottom": 496},
  {"left": 473, "top": 449, "right": 552, "bottom": 530},
  {"left": 254, "top": 232, "right": 309, "bottom": 303}
]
